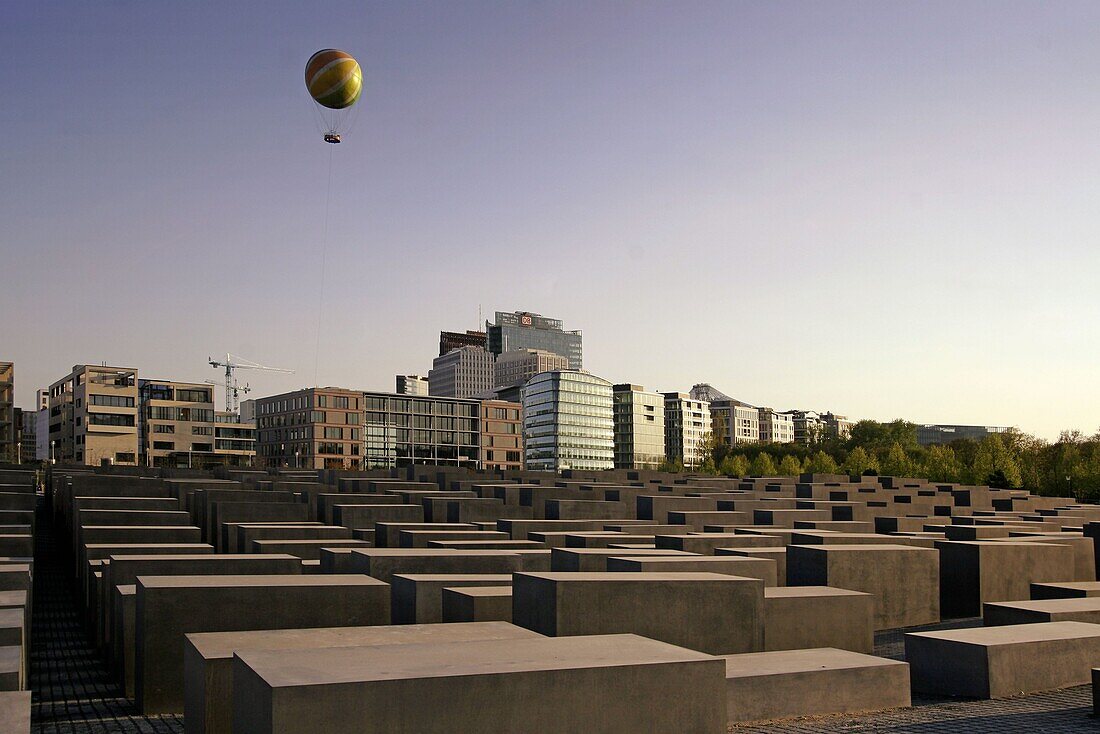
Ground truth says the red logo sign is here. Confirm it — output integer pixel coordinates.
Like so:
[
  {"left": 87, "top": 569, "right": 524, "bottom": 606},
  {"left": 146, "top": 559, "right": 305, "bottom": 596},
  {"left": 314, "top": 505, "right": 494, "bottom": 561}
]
[{"left": 520, "top": 315, "right": 532, "bottom": 326}]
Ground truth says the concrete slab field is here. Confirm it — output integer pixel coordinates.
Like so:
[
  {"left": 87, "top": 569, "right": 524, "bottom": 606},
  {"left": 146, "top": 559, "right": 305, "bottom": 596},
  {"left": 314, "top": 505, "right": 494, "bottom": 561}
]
[
  {"left": 513, "top": 571, "right": 764, "bottom": 654},
  {"left": 984, "top": 597, "right": 1100, "bottom": 626},
  {"left": 721, "top": 647, "right": 910, "bottom": 724},
  {"left": 135, "top": 574, "right": 391, "bottom": 714},
  {"left": 905, "top": 621, "right": 1100, "bottom": 698},
  {"left": 184, "top": 622, "right": 541, "bottom": 734},
  {"left": 442, "top": 587, "right": 513, "bottom": 623},
  {"left": 763, "top": 586, "right": 874, "bottom": 653},
  {"left": 230, "top": 634, "right": 726, "bottom": 734},
  {"left": 389, "top": 574, "right": 513, "bottom": 624}
]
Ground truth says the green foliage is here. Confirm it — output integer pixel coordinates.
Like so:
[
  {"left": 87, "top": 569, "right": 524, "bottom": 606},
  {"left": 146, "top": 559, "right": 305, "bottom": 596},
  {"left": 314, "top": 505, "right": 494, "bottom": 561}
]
[
  {"left": 804, "top": 451, "right": 839, "bottom": 474},
  {"left": 778, "top": 454, "right": 802, "bottom": 477},
  {"left": 842, "top": 446, "right": 879, "bottom": 477},
  {"left": 880, "top": 442, "right": 912, "bottom": 477},
  {"left": 719, "top": 453, "right": 750, "bottom": 476},
  {"left": 749, "top": 452, "right": 777, "bottom": 476},
  {"left": 657, "top": 458, "right": 684, "bottom": 474},
  {"left": 971, "top": 434, "right": 1022, "bottom": 488},
  {"left": 921, "top": 445, "right": 962, "bottom": 483}
]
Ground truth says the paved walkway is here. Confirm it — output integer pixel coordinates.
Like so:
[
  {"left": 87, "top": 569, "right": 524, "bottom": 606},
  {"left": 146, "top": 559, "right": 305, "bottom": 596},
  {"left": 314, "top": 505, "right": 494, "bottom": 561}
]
[
  {"left": 30, "top": 506, "right": 182, "bottom": 734},
  {"left": 26, "top": 506, "right": 1097, "bottom": 733}
]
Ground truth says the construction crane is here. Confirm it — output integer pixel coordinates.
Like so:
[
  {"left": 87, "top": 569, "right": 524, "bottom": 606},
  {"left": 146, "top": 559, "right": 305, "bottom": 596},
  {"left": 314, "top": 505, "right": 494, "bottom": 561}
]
[
  {"left": 208, "top": 354, "right": 294, "bottom": 412},
  {"left": 204, "top": 379, "right": 251, "bottom": 412}
]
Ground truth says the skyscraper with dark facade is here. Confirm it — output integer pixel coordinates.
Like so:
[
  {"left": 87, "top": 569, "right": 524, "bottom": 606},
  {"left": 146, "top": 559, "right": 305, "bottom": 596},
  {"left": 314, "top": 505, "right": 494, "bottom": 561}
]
[{"left": 486, "top": 311, "right": 582, "bottom": 370}]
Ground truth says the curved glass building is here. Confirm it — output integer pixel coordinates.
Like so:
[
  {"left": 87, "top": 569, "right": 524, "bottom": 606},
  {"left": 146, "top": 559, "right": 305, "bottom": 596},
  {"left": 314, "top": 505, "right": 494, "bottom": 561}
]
[{"left": 522, "top": 370, "right": 613, "bottom": 472}]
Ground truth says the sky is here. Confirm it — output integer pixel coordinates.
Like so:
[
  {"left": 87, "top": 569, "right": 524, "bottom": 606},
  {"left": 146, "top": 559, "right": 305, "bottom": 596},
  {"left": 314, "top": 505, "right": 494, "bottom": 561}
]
[{"left": 1, "top": 1, "right": 1098, "bottom": 440}]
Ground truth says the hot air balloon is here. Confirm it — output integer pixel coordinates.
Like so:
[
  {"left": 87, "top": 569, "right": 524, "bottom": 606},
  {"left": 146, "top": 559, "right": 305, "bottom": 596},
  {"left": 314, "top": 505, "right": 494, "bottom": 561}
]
[{"left": 305, "top": 49, "right": 362, "bottom": 143}]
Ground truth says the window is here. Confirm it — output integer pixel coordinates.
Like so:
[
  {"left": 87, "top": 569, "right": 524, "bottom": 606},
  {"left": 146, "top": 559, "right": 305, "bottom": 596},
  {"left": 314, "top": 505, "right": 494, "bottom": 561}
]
[
  {"left": 153, "top": 441, "right": 175, "bottom": 450},
  {"left": 192, "top": 426, "right": 213, "bottom": 435},
  {"left": 88, "top": 413, "right": 135, "bottom": 427},
  {"left": 310, "top": 411, "right": 325, "bottom": 423},
  {"left": 90, "top": 394, "right": 135, "bottom": 408},
  {"left": 324, "top": 427, "right": 343, "bottom": 439},
  {"left": 191, "top": 443, "right": 213, "bottom": 452},
  {"left": 176, "top": 388, "right": 211, "bottom": 403},
  {"left": 333, "top": 396, "right": 349, "bottom": 409},
  {"left": 115, "top": 452, "right": 135, "bottom": 463},
  {"left": 317, "top": 395, "right": 328, "bottom": 408},
  {"left": 153, "top": 424, "right": 175, "bottom": 434}
]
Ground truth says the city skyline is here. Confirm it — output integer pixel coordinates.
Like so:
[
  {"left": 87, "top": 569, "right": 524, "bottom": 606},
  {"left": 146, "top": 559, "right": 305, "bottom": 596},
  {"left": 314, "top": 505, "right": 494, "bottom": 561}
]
[{"left": 3, "top": 2, "right": 1100, "bottom": 440}]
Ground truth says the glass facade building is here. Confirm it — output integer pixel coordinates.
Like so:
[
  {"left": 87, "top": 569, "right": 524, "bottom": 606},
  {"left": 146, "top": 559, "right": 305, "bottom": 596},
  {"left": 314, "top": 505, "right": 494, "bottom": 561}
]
[
  {"left": 612, "top": 384, "right": 666, "bottom": 470},
  {"left": 523, "top": 371, "right": 613, "bottom": 471},
  {"left": 363, "top": 392, "right": 481, "bottom": 469},
  {"left": 487, "top": 311, "right": 583, "bottom": 370}
]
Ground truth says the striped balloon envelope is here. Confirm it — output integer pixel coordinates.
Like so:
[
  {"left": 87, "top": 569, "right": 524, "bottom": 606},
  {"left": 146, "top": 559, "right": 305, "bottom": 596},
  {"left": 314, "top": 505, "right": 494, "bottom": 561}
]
[{"left": 305, "top": 49, "right": 363, "bottom": 110}]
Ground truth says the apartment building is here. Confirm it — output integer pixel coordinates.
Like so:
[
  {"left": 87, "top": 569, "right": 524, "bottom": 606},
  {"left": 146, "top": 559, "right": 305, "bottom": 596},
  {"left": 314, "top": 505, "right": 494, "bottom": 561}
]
[
  {"left": 663, "top": 392, "right": 711, "bottom": 468},
  {"left": 256, "top": 388, "right": 363, "bottom": 469},
  {"left": 790, "top": 410, "right": 822, "bottom": 445},
  {"left": 758, "top": 407, "right": 794, "bottom": 444},
  {"left": 139, "top": 379, "right": 216, "bottom": 467},
  {"left": 493, "top": 348, "right": 569, "bottom": 390},
  {"left": 214, "top": 411, "right": 257, "bottom": 466},
  {"left": 612, "top": 384, "right": 666, "bottom": 470},
  {"left": 363, "top": 392, "right": 481, "bottom": 469},
  {"left": 17, "top": 408, "right": 37, "bottom": 463},
  {"left": 428, "top": 346, "right": 495, "bottom": 399},
  {"left": 0, "top": 362, "right": 13, "bottom": 463},
  {"left": 823, "top": 412, "right": 854, "bottom": 440},
  {"left": 48, "top": 365, "right": 139, "bottom": 466},
  {"left": 710, "top": 399, "right": 760, "bottom": 445},
  {"left": 480, "top": 400, "right": 523, "bottom": 471},
  {"left": 523, "top": 371, "right": 613, "bottom": 471}
]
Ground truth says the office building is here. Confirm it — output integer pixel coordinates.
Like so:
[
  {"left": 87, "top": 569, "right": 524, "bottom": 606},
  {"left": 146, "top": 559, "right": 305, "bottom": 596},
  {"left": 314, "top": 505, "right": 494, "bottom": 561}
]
[
  {"left": 240, "top": 398, "right": 257, "bottom": 424},
  {"left": 363, "top": 392, "right": 481, "bottom": 469},
  {"left": 17, "top": 408, "right": 37, "bottom": 463},
  {"left": 256, "top": 388, "right": 363, "bottom": 470},
  {"left": 612, "top": 384, "right": 665, "bottom": 470},
  {"left": 480, "top": 400, "right": 523, "bottom": 471},
  {"left": 758, "top": 407, "right": 794, "bottom": 444},
  {"left": 917, "top": 424, "right": 1011, "bottom": 446},
  {"left": 439, "top": 329, "right": 487, "bottom": 356},
  {"left": 48, "top": 365, "right": 139, "bottom": 466},
  {"left": 214, "top": 411, "right": 257, "bottom": 466},
  {"left": 0, "top": 362, "right": 13, "bottom": 463},
  {"left": 487, "top": 311, "right": 582, "bottom": 369},
  {"left": 663, "top": 392, "right": 711, "bottom": 468},
  {"left": 139, "top": 379, "right": 216, "bottom": 467},
  {"left": 395, "top": 375, "right": 429, "bottom": 396},
  {"left": 710, "top": 399, "right": 760, "bottom": 445},
  {"left": 523, "top": 371, "right": 613, "bottom": 472},
  {"left": 493, "top": 348, "right": 570, "bottom": 389},
  {"left": 428, "top": 346, "right": 495, "bottom": 399}
]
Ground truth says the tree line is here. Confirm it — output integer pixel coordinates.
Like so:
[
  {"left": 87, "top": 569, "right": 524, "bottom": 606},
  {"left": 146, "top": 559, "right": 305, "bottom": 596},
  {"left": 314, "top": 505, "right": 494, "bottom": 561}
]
[{"left": 659, "top": 420, "right": 1100, "bottom": 501}]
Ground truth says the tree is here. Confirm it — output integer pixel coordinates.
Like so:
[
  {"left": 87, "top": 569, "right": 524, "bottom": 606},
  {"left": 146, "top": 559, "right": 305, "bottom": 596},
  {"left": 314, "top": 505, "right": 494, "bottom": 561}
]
[
  {"left": 719, "top": 453, "right": 750, "bottom": 476},
  {"left": 750, "top": 452, "right": 777, "bottom": 476},
  {"left": 842, "top": 447, "right": 879, "bottom": 477},
  {"left": 970, "top": 434, "right": 1022, "bottom": 488},
  {"left": 804, "top": 451, "right": 839, "bottom": 474},
  {"left": 921, "top": 444, "right": 961, "bottom": 483},
  {"left": 778, "top": 454, "right": 802, "bottom": 477},
  {"left": 657, "top": 458, "right": 684, "bottom": 474},
  {"left": 880, "top": 442, "right": 912, "bottom": 477}
]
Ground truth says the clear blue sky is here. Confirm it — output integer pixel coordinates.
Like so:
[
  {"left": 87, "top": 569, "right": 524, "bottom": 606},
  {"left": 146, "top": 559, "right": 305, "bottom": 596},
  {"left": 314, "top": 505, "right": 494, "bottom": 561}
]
[{"left": 2, "top": 1, "right": 1098, "bottom": 440}]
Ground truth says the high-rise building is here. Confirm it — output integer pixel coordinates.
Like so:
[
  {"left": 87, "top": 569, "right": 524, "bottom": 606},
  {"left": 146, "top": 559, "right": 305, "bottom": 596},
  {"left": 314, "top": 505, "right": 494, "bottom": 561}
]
[
  {"left": 214, "top": 411, "right": 257, "bottom": 466},
  {"left": 240, "top": 398, "right": 257, "bottom": 424},
  {"left": 363, "top": 392, "right": 481, "bottom": 469},
  {"left": 428, "top": 346, "right": 495, "bottom": 399},
  {"left": 758, "top": 407, "right": 794, "bottom": 444},
  {"left": 663, "top": 392, "right": 711, "bottom": 468},
  {"left": 480, "top": 400, "right": 523, "bottom": 471},
  {"left": 0, "top": 362, "right": 14, "bottom": 463},
  {"left": 523, "top": 371, "right": 613, "bottom": 472},
  {"left": 612, "top": 384, "right": 665, "bottom": 470},
  {"left": 709, "top": 399, "right": 760, "bottom": 445},
  {"left": 395, "top": 375, "right": 429, "bottom": 396},
  {"left": 48, "top": 365, "right": 139, "bottom": 466},
  {"left": 493, "top": 349, "right": 570, "bottom": 389},
  {"left": 139, "top": 379, "right": 216, "bottom": 467},
  {"left": 439, "top": 330, "right": 487, "bottom": 356},
  {"left": 256, "top": 388, "right": 363, "bottom": 470},
  {"left": 487, "top": 311, "right": 582, "bottom": 370}
]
